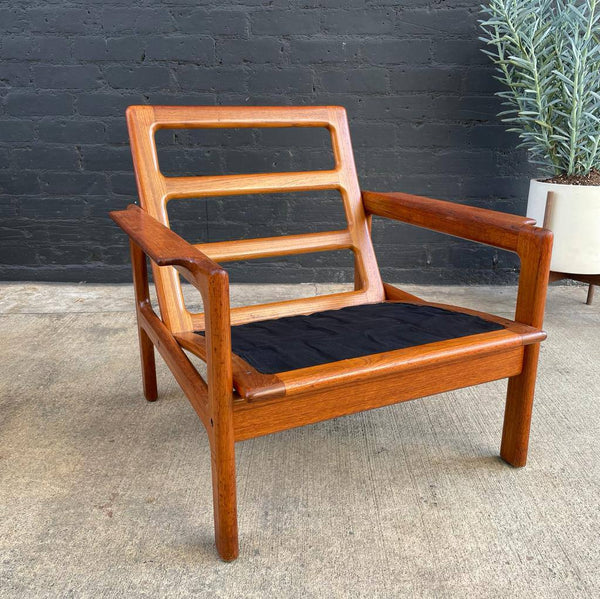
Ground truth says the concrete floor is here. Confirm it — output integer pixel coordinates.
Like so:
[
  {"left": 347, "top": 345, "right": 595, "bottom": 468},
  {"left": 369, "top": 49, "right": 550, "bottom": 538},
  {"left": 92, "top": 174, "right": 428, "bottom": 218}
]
[{"left": 0, "top": 282, "right": 599, "bottom": 598}]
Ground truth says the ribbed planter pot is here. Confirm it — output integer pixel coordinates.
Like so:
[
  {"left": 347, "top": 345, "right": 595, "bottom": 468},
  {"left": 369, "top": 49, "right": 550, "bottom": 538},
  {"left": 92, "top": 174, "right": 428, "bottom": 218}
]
[{"left": 526, "top": 179, "right": 600, "bottom": 274}]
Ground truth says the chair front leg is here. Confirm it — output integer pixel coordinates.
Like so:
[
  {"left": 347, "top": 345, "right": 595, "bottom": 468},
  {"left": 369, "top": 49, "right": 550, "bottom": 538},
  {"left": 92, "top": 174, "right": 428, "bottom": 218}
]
[
  {"left": 130, "top": 240, "right": 158, "bottom": 401},
  {"left": 501, "top": 228, "right": 552, "bottom": 467},
  {"left": 210, "top": 425, "right": 238, "bottom": 561},
  {"left": 500, "top": 344, "right": 539, "bottom": 467},
  {"left": 202, "top": 270, "right": 238, "bottom": 560}
]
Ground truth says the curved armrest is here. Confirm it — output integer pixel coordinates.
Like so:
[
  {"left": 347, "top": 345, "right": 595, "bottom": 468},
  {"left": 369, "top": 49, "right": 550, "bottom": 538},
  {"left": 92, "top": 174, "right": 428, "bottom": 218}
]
[
  {"left": 362, "top": 190, "right": 537, "bottom": 252},
  {"left": 362, "top": 190, "right": 553, "bottom": 329},
  {"left": 110, "top": 204, "right": 226, "bottom": 295},
  {"left": 110, "top": 204, "right": 232, "bottom": 422}
]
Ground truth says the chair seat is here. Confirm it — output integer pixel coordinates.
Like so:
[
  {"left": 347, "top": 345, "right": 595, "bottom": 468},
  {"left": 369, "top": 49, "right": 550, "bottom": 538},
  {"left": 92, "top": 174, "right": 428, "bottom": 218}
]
[
  {"left": 176, "top": 301, "right": 545, "bottom": 402},
  {"left": 224, "top": 302, "right": 504, "bottom": 374}
]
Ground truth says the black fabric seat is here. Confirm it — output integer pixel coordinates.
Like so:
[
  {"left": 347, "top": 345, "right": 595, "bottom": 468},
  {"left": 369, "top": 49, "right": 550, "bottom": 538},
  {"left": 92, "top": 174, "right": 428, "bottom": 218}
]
[{"left": 198, "top": 302, "right": 504, "bottom": 375}]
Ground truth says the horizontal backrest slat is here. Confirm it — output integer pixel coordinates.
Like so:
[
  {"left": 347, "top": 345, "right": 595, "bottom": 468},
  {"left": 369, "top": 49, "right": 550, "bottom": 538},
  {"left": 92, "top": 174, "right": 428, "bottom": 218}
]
[
  {"left": 151, "top": 105, "right": 335, "bottom": 129},
  {"left": 163, "top": 170, "right": 340, "bottom": 200},
  {"left": 194, "top": 230, "right": 352, "bottom": 263},
  {"left": 192, "top": 290, "right": 372, "bottom": 329}
]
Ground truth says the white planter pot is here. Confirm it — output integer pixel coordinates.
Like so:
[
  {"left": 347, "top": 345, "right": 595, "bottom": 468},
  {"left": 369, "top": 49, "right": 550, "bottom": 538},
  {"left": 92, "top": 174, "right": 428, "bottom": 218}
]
[{"left": 526, "top": 179, "right": 600, "bottom": 274}]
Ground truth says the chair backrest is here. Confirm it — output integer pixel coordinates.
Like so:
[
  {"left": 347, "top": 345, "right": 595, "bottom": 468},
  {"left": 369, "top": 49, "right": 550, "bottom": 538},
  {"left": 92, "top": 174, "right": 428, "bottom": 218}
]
[{"left": 126, "top": 105, "right": 384, "bottom": 333}]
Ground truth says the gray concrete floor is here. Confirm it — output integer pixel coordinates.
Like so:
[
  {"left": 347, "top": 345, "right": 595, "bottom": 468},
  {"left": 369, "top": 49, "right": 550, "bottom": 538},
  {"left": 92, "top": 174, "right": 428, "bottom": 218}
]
[{"left": 0, "top": 282, "right": 599, "bottom": 598}]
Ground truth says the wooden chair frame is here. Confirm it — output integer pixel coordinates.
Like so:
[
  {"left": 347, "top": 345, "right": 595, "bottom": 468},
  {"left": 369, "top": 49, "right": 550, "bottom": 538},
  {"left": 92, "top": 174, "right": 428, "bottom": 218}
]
[{"left": 110, "top": 105, "right": 553, "bottom": 561}]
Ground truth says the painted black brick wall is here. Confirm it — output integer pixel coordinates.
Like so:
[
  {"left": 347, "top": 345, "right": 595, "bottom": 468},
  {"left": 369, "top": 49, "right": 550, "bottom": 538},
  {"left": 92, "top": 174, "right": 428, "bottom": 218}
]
[{"left": 0, "top": 0, "right": 535, "bottom": 284}]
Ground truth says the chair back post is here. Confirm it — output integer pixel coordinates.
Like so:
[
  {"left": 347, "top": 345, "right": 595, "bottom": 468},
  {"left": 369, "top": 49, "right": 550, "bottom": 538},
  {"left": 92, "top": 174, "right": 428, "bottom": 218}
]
[{"left": 126, "top": 105, "right": 191, "bottom": 333}]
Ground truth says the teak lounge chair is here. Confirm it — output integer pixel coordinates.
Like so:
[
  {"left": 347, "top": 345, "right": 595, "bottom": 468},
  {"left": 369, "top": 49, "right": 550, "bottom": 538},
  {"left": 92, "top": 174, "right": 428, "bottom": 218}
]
[{"left": 110, "top": 105, "right": 553, "bottom": 561}]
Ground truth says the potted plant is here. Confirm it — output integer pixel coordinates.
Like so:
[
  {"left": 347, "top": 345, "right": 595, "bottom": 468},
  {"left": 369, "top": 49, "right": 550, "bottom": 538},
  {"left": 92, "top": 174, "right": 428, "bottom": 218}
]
[{"left": 479, "top": 0, "right": 600, "bottom": 277}]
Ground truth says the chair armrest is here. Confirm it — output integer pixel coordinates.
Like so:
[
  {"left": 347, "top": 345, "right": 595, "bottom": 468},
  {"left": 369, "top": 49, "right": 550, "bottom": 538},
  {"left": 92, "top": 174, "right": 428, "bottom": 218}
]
[
  {"left": 109, "top": 204, "right": 226, "bottom": 295},
  {"left": 110, "top": 204, "right": 232, "bottom": 421},
  {"left": 362, "top": 190, "right": 553, "bottom": 328},
  {"left": 362, "top": 190, "right": 536, "bottom": 252}
]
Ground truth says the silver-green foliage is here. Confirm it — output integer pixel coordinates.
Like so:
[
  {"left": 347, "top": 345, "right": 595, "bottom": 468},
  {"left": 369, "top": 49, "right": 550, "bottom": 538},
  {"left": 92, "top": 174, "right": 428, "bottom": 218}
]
[{"left": 479, "top": 0, "right": 600, "bottom": 176}]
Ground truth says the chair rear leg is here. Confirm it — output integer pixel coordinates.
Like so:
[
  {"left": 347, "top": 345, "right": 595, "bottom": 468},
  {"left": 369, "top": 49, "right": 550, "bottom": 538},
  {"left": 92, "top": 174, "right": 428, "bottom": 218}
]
[
  {"left": 129, "top": 239, "right": 158, "bottom": 402},
  {"left": 500, "top": 344, "right": 540, "bottom": 467},
  {"left": 210, "top": 432, "right": 239, "bottom": 561},
  {"left": 138, "top": 324, "right": 158, "bottom": 401}
]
